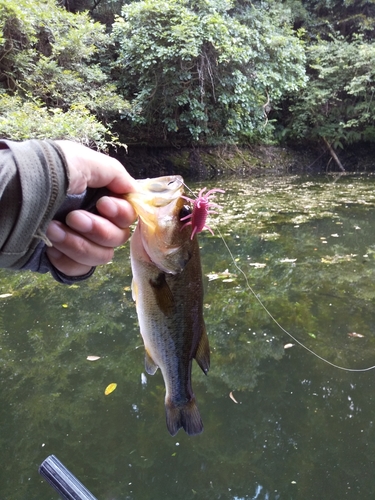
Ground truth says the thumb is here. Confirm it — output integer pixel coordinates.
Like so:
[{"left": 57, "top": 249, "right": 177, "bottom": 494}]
[{"left": 55, "top": 141, "right": 136, "bottom": 195}]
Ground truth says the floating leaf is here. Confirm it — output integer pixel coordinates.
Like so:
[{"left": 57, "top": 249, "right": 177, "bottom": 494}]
[
  {"left": 229, "top": 391, "right": 239, "bottom": 404},
  {"left": 206, "top": 269, "right": 236, "bottom": 281},
  {"left": 104, "top": 383, "right": 117, "bottom": 395},
  {"left": 0, "top": 293, "right": 12, "bottom": 299},
  {"left": 321, "top": 254, "right": 356, "bottom": 264},
  {"left": 308, "top": 333, "right": 317, "bottom": 339},
  {"left": 260, "top": 232, "right": 280, "bottom": 241},
  {"left": 87, "top": 355, "right": 101, "bottom": 361}
]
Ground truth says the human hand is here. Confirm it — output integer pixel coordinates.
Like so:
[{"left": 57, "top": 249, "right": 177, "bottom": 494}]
[{"left": 45, "top": 141, "right": 137, "bottom": 277}]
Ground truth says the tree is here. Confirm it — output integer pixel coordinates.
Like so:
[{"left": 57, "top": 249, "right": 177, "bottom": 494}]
[
  {"left": 285, "top": 34, "right": 375, "bottom": 156},
  {"left": 112, "top": 0, "right": 307, "bottom": 145},
  {"left": 0, "top": 0, "right": 129, "bottom": 150}
]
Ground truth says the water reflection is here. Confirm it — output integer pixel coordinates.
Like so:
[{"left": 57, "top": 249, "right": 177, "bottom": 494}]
[{"left": 1, "top": 175, "right": 375, "bottom": 498}]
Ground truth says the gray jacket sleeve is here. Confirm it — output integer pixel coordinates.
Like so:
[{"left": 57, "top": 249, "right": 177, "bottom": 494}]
[{"left": 0, "top": 139, "right": 103, "bottom": 283}]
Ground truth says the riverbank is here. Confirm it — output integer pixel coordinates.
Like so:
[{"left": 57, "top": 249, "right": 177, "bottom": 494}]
[{"left": 115, "top": 142, "right": 375, "bottom": 180}]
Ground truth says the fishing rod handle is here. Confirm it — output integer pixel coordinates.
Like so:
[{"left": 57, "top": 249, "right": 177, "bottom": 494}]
[{"left": 39, "top": 455, "right": 98, "bottom": 500}]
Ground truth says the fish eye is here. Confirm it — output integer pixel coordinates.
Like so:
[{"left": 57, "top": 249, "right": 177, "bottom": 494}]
[{"left": 179, "top": 205, "right": 192, "bottom": 219}]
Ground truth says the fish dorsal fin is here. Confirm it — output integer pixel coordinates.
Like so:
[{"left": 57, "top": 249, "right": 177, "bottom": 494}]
[
  {"left": 149, "top": 272, "right": 174, "bottom": 315},
  {"left": 145, "top": 349, "right": 158, "bottom": 375},
  {"left": 195, "top": 326, "right": 210, "bottom": 375}
]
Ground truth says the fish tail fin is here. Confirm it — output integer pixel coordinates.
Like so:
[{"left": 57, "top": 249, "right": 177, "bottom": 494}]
[{"left": 165, "top": 398, "right": 203, "bottom": 436}]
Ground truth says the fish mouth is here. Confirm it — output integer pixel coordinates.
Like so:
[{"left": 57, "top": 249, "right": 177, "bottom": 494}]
[
  {"left": 129, "top": 175, "right": 184, "bottom": 210},
  {"left": 126, "top": 175, "right": 191, "bottom": 274},
  {"left": 146, "top": 176, "right": 183, "bottom": 195}
]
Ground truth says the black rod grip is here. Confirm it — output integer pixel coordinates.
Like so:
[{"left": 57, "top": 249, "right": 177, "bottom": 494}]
[{"left": 39, "top": 455, "right": 98, "bottom": 500}]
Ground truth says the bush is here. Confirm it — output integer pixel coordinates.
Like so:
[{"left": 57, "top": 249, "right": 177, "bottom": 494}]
[
  {"left": 0, "top": 0, "right": 129, "bottom": 148},
  {"left": 285, "top": 34, "right": 375, "bottom": 148},
  {"left": 0, "top": 94, "right": 120, "bottom": 150},
  {"left": 112, "top": 0, "right": 306, "bottom": 145}
]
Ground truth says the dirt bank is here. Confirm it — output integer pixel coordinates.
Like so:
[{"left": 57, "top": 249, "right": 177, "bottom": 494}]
[{"left": 113, "top": 142, "right": 375, "bottom": 179}]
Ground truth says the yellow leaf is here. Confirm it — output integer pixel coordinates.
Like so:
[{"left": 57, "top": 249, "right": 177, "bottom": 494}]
[
  {"left": 62, "top": 304, "right": 68, "bottom": 308},
  {"left": 104, "top": 383, "right": 117, "bottom": 395}
]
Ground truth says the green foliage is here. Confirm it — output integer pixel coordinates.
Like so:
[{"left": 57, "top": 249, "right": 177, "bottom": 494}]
[
  {"left": 112, "top": 0, "right": 306, "bottom": 145},
  {"left": 285, "top": 34, "right": 375, "bottom": 147},
  {"left": 0, "top": 94, "right": 118, "bottom": 149},
  {"left": 0, "top": 0, "right": 129, "bottom": 149},
  {"left": 3, "top": 0, "right": 375, "bottom": 151}
]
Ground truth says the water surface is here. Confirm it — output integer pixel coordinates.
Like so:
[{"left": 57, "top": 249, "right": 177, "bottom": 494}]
[{"left": 1, "top": 174, "right": 375, "bottom": 499}]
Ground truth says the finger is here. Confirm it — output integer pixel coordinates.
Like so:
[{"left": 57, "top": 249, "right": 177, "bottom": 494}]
[
  {"left": 46, "top": 221, "right": 115, "bottom": 267},
  {"left": 65, "top": 211, "right": 131, "bottom": 247},
  {"left": 46, "top": 247, "right": 94, "bottom": 277},
  {"left": 96, "top": 196, "right": 137, "bottom": 229}
]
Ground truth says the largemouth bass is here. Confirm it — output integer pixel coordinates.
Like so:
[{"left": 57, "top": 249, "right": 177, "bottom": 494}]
[{"left": 126, "top": 176, "right": 209, "bottom": 436}]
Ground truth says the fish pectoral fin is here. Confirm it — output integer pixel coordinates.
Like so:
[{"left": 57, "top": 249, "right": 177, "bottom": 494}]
[
  {"left": 165, "top": 397, "right": 203, "bottom": 437},
  {"left": 131, "top": 279, "right": 138, "bottom": 303},
  {"left": 195, "top": 326, "right": 210, "bottom": 375},
  {"left": 149, "top": 272, "right": 174, "bottom": 315},
  {"left": 145, "top": 349, "right": 158, "bottom": 375}
]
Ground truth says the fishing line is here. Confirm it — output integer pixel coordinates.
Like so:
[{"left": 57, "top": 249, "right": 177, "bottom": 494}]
[
  {"left": 180, "top": 180, "right": 375, "bottom": 372},
  {"left": 215, "top": 227, "right": 375, "bottom": 372},
  {"left": 181, "top": 182, "right": 196, "bottom": 197}
]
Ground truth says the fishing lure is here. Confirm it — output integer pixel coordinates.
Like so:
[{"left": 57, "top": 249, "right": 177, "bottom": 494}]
[{"left": 180, "top": 187, "right": 225, "bottom": 240}]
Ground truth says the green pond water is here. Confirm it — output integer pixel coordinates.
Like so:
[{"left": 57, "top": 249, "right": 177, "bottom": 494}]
[{"left": 1, "top": 174, "right": 375, "bottom": 499}]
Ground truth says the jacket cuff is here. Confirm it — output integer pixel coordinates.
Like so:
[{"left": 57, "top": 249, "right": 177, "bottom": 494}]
[
  {"left": 0, "top": 139, "right": 69, "bottom": 269},
  {"left": 20, "top": 240, "right": 96, "bottom": 284}
]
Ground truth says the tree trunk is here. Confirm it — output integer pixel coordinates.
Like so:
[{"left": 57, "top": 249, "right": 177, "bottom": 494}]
[{"left": 322, "top": 137, "right": 346, "bottom": 172}]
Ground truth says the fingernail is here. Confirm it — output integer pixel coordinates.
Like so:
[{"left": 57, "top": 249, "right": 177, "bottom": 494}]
[
  {"left": 97, "top": 196, "right": 118, "bottom": 218},
  {"left": 47, "top": 222, "right": 66, "bottom": 243},
  {"left": 66, "top": 211, "right": 93, "bottom": 233}
]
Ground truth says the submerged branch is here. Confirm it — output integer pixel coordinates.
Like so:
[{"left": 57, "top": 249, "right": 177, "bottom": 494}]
[{"left": 322, "top": 136, "right": 346, "bottom": 172}]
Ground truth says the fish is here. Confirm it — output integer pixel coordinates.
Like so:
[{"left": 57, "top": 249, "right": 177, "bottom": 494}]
[{"left": 125, "top": 175, "right": 210, "bottom": 436}]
